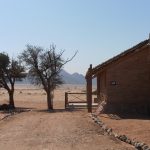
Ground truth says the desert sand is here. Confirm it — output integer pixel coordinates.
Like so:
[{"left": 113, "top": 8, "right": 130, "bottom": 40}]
[{"left": 0, "top": 84, "right": 136, "bottom": 150}]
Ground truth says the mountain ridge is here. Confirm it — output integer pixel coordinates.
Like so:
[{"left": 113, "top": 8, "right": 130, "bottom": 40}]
[
  {"left": 60, "top": 70, "right": 86, "bottom": 84},
  {"left": 16, "top": 69, "right": 86, "bottom": 85}
]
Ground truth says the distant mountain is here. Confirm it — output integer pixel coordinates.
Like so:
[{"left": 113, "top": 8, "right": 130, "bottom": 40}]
[
  {"left": 16, "top": 70, "right": 86, "bottom": 85},
  {"left": 60, "top": 70, "right": 86, "bottom": 84}
]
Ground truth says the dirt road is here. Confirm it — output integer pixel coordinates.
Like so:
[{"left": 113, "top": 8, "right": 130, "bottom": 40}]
[
  {"left": 0, "top": 109, "right": 134, "bottom": 150},
  {"left": 0, "top": 86, "right": 134, "bottom": 150}
]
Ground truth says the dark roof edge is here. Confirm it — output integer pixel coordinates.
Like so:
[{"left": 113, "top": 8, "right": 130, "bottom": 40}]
[{"left": 92, "top": 39, "right": 149, "bottom": 74}]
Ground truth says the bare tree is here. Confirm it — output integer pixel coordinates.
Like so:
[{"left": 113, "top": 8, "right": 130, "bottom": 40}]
[
  {"left": 20, "top": 44, "right": 77, "bottom": 110},
  {"left": 0, "top": 53, "right": 25, "bottom": 108}
]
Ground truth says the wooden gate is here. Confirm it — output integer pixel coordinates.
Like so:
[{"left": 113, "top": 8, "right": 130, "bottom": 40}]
[{"left": 65, "top": 92, "right": 98, "bottom": 110}]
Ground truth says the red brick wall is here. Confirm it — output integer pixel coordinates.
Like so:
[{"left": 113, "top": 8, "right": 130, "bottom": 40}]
[
  {"left": 98, "top": 46, "right": 150, "bottom": 114},
  {"left": 99, "top": 71, "right": 107, "bottom": 102}
]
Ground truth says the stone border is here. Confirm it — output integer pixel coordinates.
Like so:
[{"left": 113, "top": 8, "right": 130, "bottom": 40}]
[{"left": 91, "top": 113, "right": 150, "bottom": 150}]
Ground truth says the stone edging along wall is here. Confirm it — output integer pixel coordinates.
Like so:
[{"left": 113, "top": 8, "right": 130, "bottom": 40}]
[{"left": 91, "top": 113, "right": 150, "bottom": 150}]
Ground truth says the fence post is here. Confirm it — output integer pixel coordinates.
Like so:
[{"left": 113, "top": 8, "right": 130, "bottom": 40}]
[
  {"left": 65, "top": 92, "right": 68, "bottom": 109},
  {"left": 86, "top": 64, "right": 93, "bottom": 113}
]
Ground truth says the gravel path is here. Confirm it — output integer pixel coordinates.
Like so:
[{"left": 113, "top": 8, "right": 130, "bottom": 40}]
[{"left": 0, "top": 109, "right": 134, "bottom": 150}]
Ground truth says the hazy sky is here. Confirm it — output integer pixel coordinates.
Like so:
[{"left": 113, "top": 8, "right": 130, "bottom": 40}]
[{"left": 0, "top": 0, "right": 150, "bottom": 75}]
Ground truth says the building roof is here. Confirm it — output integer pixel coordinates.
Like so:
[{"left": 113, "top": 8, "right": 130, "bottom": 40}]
[{"left": 87, "top": 39, "right": 149, "bottom": 77}]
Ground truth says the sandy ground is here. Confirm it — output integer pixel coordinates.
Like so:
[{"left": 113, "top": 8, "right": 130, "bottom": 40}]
[
  {"left": 0, "top": 84, "right": 134, "bottom": 150},
  {"left": 99, "top": 114, "right": 150, "bottom": 145}
]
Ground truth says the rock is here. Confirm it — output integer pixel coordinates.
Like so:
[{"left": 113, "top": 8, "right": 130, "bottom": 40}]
[
  {"left": 91, "top": 112, "right": 150, "bottom": 150},
  {"left": 131, "top": 140, "right": 136, "bottom": 146},
  {"left": 96, "top": 121, "right": 100, "bottom": 124},
  {"left": 107, "top": 128, "right": 112, "bottom": 133},
  {"left": 139, "top": 142, "right": 145, "bottom": 147},
  {"left": 98, "top": 123, "right": 103, "bottom": 127},
  {"left": 102, "top": 125, "right": 107, "bottom": 131},
  {"left": 114, "top": 133, "right": 119, "bottom": 138},
  {"left": 92, "top": 116, "right": 95, "bottom": 120},
  {"left": 94, "top": 120, "right": 98, "bottom": 123},
  {"left": 126, "top": 138, "right": 132, "bottom": 144},
  {"left": 119, "top": 135, "right": 127, "bottom": 142},
  {"left": 135, "top": 142, "right": 141, "bottom": 148},
  {"left": 142, "top": 144, "right": 149, "bottom": 150}
]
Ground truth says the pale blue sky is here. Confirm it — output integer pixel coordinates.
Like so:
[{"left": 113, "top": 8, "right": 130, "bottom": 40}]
[{"left": 0, "top": 0, "right": 150, "bottom": 74}]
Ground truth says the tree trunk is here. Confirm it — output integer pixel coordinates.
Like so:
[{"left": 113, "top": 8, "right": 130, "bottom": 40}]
[
  {"left": 46, "top": 91, "right": 53, "bottom": 110},
  {"left": 8, "top": 90, "right": 15, "bottom": 109}
]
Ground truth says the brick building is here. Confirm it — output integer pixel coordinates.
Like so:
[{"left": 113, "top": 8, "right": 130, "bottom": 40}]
[{"left": 86, "top": 39, "right": 150, "bottom": 114}]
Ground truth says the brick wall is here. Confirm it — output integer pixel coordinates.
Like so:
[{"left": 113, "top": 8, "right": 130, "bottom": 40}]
[
  {"left": 99, "top": 71, "right": 107, "bottom": 102},
  {"left": 98, "top": 45, "right": 150, "bottom": 114}
]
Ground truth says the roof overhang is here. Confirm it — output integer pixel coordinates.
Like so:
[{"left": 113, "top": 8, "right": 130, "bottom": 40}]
[{"left": 86, "top": 39, "right": 149, "bottom": 79}]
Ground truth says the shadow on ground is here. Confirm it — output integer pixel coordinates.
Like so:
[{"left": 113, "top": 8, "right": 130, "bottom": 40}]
[
  {"left": 117, "top": 113, "right": 150, "bottom": 120},
  {"left": 102, "top": 113, "right": 150, "bottom": 120},
  {"left": 35, "top": 108, "right": 83, "bottom": 113},
  {"left": 0, "top": 106, "right": 34, "bottom": 114}
]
